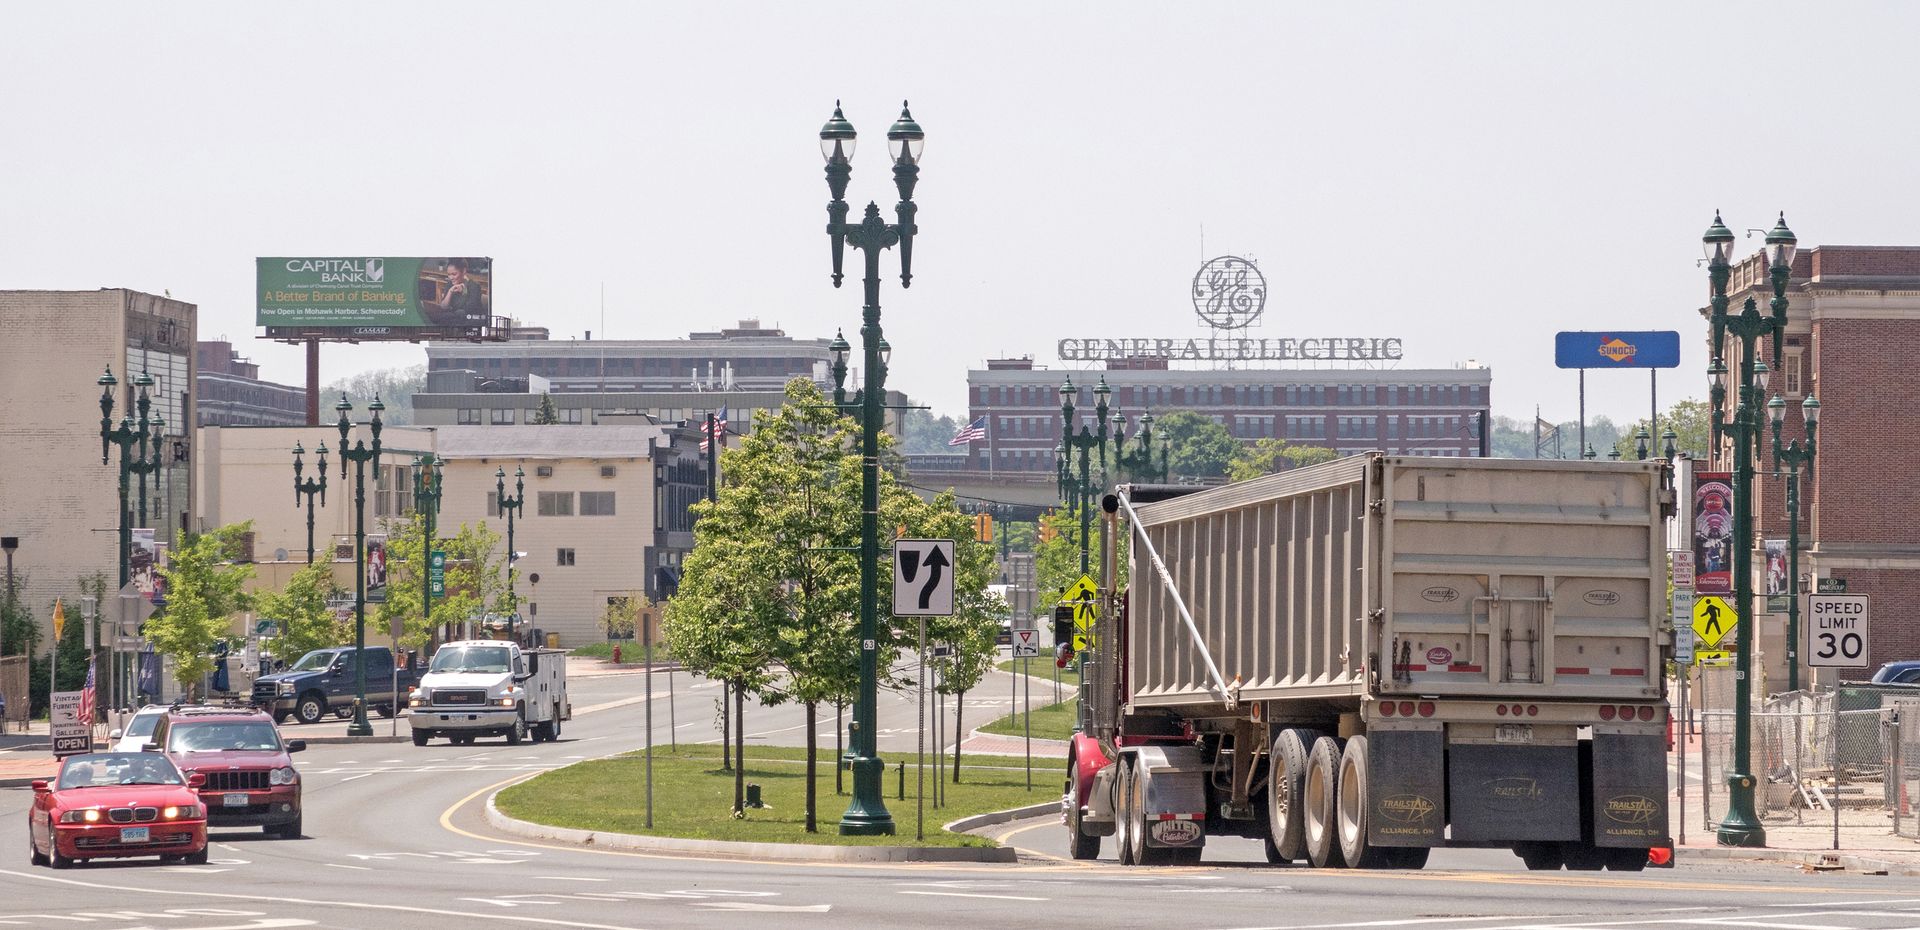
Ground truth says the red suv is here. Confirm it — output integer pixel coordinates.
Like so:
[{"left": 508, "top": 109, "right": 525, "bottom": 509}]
[{"left": 148, "top": 706, "right": 305, "bottom": 837}]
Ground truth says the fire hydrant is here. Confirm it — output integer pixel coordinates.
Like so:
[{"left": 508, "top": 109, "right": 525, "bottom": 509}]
[{"left": 612, "top": 643, "right": 623, "bottom": 664}]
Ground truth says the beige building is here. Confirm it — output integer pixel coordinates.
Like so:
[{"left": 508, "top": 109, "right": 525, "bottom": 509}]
[
  {"left": 0, "top": 290, "right": 197, "bottom": 632},
  {"left": 195, "top": 423, "right": 704, "bottom": 646}
]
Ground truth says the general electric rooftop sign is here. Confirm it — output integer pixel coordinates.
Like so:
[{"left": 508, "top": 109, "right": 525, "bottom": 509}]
[{"left": 1554, "top": 331, "right": 1681, "bottom": 369}]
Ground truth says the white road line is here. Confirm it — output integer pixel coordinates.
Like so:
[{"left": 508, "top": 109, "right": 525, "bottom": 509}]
[
  {"left": 536, "top": 876, "right": 610, "bottom": 882},
  {"left": 1212, "top": 918, "right": 1567, "bottom": 930},
  {"left": 899, "top": 891, "right": 1047, "bottom": 902},
  {"left": 340, "top": 773, "right": 375, "bottom": 782},
  {"left": 325, "top": 863, "right": 372, "bottom": 871}
]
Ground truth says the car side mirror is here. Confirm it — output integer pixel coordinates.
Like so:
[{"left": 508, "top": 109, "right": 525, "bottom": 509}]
[
  {"left": 30, "top": 780, "right": 48, "bottom": 793},
  {"left": 286, "top": 740, "right": 306, "bottom": 753},
  {"left": 109, "top": 728, "right": 123, "bottom": 740},
  {"left": 142, "top": 742, "right": 160, "bottom": 753},
  {"left": 187, "top": 773, "right": 206, "bottom": 788},
  {"left": 330, "top": 665, "right": 343, "bottom": 678}
]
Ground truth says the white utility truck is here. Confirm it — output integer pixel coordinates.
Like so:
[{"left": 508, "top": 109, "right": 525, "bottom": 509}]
[
  {"left": 1062, "top": 454, "right": 1673, "bottom": 870},
  {"left": 408, "top": 640, "right": 570, "bottom": 746}
]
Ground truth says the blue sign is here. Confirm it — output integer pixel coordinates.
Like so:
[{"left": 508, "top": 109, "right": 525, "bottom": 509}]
[{"left": 1554, "top": 331, "right": 1681, "bottom": 369}]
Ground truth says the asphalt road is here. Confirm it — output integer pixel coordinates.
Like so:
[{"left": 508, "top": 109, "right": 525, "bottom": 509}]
[{"left": 2, "top": 661, "right": 1918, "bottom": 930}]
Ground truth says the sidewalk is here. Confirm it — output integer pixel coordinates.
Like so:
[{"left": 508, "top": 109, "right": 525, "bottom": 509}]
[{"left": 1670, "top": 740, "right": 1920, "bottom": 875}]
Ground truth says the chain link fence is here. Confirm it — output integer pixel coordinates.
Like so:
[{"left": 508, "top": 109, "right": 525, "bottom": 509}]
[{"left": 1688, "top": 685, "right": 1915, "bottom": 840}]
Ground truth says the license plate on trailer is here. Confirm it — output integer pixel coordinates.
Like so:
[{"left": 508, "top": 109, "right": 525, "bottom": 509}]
[
  {"left": 1495, "top": 724, "right": 1534, "bottom": 743},
  {"left": 120, "top": 826, "right": 149, "bottom": 843},
  {"left": 223, "top": 793, "right": 249, "bottom": 807}
]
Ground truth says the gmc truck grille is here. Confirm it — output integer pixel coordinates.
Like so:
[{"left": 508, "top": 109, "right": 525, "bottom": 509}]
[
  {"left": 435, "top": 690, "right": 488, "bottom": 706},
  {"left": 200, "top": 770, "right": 270, "bottom": 791}
]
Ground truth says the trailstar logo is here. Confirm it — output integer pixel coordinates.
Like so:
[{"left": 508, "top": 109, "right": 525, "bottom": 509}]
[
  {"left": 1584, "top": 590, "right": 1620, "bottom": 606},
  {"left": 285, "top": 258, "right": 385, "bottom": 284},
  {"left": 1379, "top": 794, "right": 1436, "bottom": 823},
  {"left": 1420, "top": 586, "right": 1460, "bottom": 603},
  {"left": 1597, "top": 337, "right": 1637, "bottom": 363},
  {"left": 1604, "top": 795, "right": 1659, "bottom": 825}
]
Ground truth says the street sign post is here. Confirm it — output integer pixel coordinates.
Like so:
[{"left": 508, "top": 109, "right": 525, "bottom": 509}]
[
  {"left": 892, "top": 539, "right": 955, "bottom": 617},
  {"left": 1060, "top": 574, "right": 1099, "bottom": 651},
  {"left": 1671, "top": 550, "right": 1696, "bottom": 589},
  {"left": 1692, "top": 594, "right": 1737, "bottom": 666},
  {"left": 1806, "top": 594, "right": 1870, "bottom": 668},
  {"left": 1011, "top": 628, "right": 1041, "bottom": 658},
  {"left": 1673, "top": 588, "right": 1696, "bottom": 666},
  {"left": 429, "top": 549, "right": 446, "bottom": 597}
]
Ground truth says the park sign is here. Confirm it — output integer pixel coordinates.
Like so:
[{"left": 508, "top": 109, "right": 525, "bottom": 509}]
[
  {"left": 1553, "top": 331, "right": 1681, "bottom": 369},
  {"left": 257, "top": 257, "right": 493, "bottom": 340}
]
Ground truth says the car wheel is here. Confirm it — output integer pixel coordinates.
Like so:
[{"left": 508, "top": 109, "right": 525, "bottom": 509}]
[
  {"left": 376, "top": 704, "right": 395, "bottom": 719},
  {"left": 549, "top": 704, "right": 562, "bottom": 740},
  {"left": 272, "top": 711, "right": 289, "bottom": 725},
  {"left": 185, "top": 846, "right": 209, "bottom": 865},
  {"left": 270, "top": 815, "right": 302, "bottom": 839},
  {"left": 49, "top": 844, "right": 73, "bottom": 869},
  {"left": 294, "top": 694, "right": 327, "bottom": 725},
  {"left": 412, "top": 729, "right": 430, "bottom": 747},
  {"left": 29, "top": 833, "right": 47, "bottom": 867},
  {"left": 505, "top": 711, "right": 526, "bottom": 745},
  {"left": 332, "top": 707, "right": 352, "bottom": 720}
]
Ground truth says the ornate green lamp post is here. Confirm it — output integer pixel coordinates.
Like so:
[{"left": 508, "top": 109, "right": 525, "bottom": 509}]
[
  {"left": 97, "top": 367, "right": 164, "bottom": 589},
  {"left": 1057, "top": 377, "right": 1165, "bottom": 577},
  {"left": 819, "top": 99, "right": 924, "bottom": 836},
  {"left": 292, "top": 442, "right": 329, "bottom": 564},
  {"left": 334, "top": 394, "right": 384, "bottom": 738},
  {"left": 412, "top": 454, "right": 444, "bottom": 642},
  {"left": 1769, "top": 393, "right": 1819, "bottom": 693},
  {"left": 1703, "top": 210, "right": 1794, "bottom": 847},
  {"left": 496, "top": 466, "right": 526, "bottom": 624}
]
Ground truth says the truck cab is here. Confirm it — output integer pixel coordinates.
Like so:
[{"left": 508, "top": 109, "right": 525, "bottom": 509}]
[
  {"left": 408, "top": 640, "right": 569, "bottom": 746},
  {"left": 252, "top": 646, "right": 419, "bottom": 725}
]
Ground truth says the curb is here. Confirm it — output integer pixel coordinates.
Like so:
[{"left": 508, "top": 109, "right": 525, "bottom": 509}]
[
  {"left": 296, "top": 735, "right": 412, "bottom": 745},
  {"left": 1676, "top": 845, "right": 1920, "bottom": 877},
  {"left": 945, "top": 801, "right": 1057, "bottom": 835},
  {"left": 0, "top": 776, "right": 50, "bottom": 789},
  {"left": 485, "top": 795, "right": 1016, "bottom": 863}
]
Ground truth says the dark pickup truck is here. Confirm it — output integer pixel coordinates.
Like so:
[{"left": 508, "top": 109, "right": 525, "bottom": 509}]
[{"left": 251, "top": 646, "right": 421, "bottom": 725}]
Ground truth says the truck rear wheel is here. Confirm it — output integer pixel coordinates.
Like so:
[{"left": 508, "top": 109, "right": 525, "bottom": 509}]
[
  {"left": 1128, "top": 755, "right": 1177, "bottom": 866},
  {"left": 1303, "top": 736, "right": 1346, "bottom": 869},
  {"left": 411, "top": 729, "right": 430, "bottom": 747},
  {"left": 1265, "top": 729, "right": 1314, "bottom": 863},
  {"left": 1336, "top": 735, "right": 1392, "bottom": 869},
  {"left": 1116, "top": 758, "right": 1141, "bottom": 865},
  {"left": 294, "top": 694, "right": 327, "bottom": 725}
]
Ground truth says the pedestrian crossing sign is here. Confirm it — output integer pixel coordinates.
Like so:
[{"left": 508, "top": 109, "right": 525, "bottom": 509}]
[
  {"left": 1059, "top": 574, "right": 1099, "bottom": 651},
  {"left": 1692, "top": 596, "right": 1737, "bottom": 649}
]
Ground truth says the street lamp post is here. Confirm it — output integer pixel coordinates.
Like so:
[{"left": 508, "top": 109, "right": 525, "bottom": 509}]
[
  {"left": 97, "top": 367, "right": 164, "bottom": 590},
  {"left": 1057, "top": 377, "right": 1165, "bottom": 577},
  {"left": 334, "top": 394, "right": 385, "bottom": 738},
  {"left": 1769, "top": 393, "right": 1819, "bottom": 694},
  {"left": 292, "top": 442, "right": 329, "bottom": 564},
  {"left": 819, "top": 99, "right": 923, "bottom": 836},
  {"left": 413, "top": 454, "right": 444, "bottom": 644},
  {"left": 1702, "top": 210, "right": 1795, "bottom": 847},
  {"left": 496, "top": 466, "right": 525, "bottom": 632}
]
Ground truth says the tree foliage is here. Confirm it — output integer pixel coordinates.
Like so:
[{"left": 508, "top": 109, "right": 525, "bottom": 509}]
[
  {"left": 600, "top": 591, "right": 647, "bottom": 640},
  {"left": 1611, "top": 399, "right": 1711, "bottom": 461},
  {"left": 899, "top": 407, "right": 962, "bottom": 455},
  {"left": 1033, "top": 506, "right": 1127, "bottom": 612},
  {"left": 1489, "top": 413, "right": 1624, "bottom": 459},
  {"left": 150, "top": 523, "right": 256, "bottom": 690},
  {"left": 375, "top": 515, "right": 509, "bottom": 652},
  {"left": 1153, "top": 410, "right": 1236, "bottom": 479},
  {"left": 254, "top": 560, "right": 351, "bottom": 664},
  {"left": 327, "top": 365, "right": 425, "bottom": 426},
  {"left": 1227, "top": 438, "right": 1339, "bottom": 482},
  {"left": 531, "top": 393, "right": 560, "bottom": 425}
]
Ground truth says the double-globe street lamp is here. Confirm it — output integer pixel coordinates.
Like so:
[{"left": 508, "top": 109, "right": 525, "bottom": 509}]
[
  {"left": 1701, "top": 210, "right": 1796, "bottom": 847},
  {"left": 496, "top": 466, "right": 526, "bottom": 631},
  {"left": 292, "top": 442, "right": 329, "bottom": 564},
  {"left": 334, "top": 394, "right": 385, "bottom": 738},
  {"left": 97, "top": 367, "right": 166, "bottom": 589},
  {"left": 818, "top": 99, "right": 923, "bottom": 836},
  {"left": 413, "top": 454, "right": 444, "bottom": 644},
  {"left": 1056, "top": 376, "right": 1166, "bottom": 577},
  {"left": 1768, "top": 393, "right": 1820, "bottom": 693}
]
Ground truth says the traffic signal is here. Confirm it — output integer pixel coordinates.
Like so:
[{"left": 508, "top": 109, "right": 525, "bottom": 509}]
[
  {"left": 973, "top": 513, "right": 994, "bottom": 543},
  {"left": 1053, "top": 604, "right": 1075, "bottom": 649},
  {"left": 1039, "top": 521, "right": 1058, "bottom": 544}
]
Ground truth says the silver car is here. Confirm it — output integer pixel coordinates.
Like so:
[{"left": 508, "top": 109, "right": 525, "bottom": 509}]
[{"left": 107, "top": 705, "right": 169, "bottom": 752}]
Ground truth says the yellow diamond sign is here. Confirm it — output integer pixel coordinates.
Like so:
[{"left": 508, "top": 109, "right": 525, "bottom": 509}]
[
  {"left": 1059, "top": 575, "right": 1099, "bottom": 651},
  {"left": 1692, "top": 595, "right": 1737, "bottom": 649}
]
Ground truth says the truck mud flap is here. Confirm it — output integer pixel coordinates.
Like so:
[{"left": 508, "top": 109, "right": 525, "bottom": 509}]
[
  {"left": 1366, "top": 729, "right": 1444, "bottom": 847},
  {"left": 1589, "top": 733, "right": 1668, "bottom": 848},
  {"left": 1447, "top": 743, "right": 1580, "bottom": 843}
]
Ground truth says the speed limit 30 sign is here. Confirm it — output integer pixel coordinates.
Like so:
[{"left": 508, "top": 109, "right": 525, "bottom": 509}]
[{"left": 1806, "top": 594, "right": 1869, "bottom": 668}]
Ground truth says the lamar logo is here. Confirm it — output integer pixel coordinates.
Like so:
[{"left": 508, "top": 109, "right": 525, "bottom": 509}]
[
  {"left": 1583, "top": 590, "right": 1620, "bottom": 606},
  {"left": 1604, "top": 795, "right": 1659, "bottom": 825},
  {"left": 1379, "top": 794, "right": 1436, "bottom": 824},
  {"left": 1597, "top": 337, "right": 1637, "bottom": 363},
  {"left": 1420, "top": 586, "right": 1460, "bottom": 604}
]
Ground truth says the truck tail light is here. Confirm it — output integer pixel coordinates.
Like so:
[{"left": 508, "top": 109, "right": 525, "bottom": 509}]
[
  {"left": 1416, "top": 702, "right": 1435, "bottom": 718},
  {"left": 1380, "top": 701, "right": 1396, "bottom": 716},
  {"left": 1598, "top": 705, "right": 1617, "bottom": 721},
  {"left": 1525, "top": 704, "right": 1538, "bottom": 717},
  {"left": 1398, "top": 701, "right": 1415, "bottom": 716},
  {"left": 1637, "top": 705, "right": 1656, "bottom": 721}
]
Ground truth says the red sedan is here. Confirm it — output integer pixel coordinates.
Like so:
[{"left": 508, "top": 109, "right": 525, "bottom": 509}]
[{"left": 27, "top": 752, "right": 209, "bottom": 868}]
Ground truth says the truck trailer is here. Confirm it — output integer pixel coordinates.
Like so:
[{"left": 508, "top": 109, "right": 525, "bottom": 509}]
[{"left": 1063, "top": 453, "right": 1673, "bottom": 870}]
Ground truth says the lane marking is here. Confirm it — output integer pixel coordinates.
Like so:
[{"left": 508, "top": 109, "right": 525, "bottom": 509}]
[
  {"left": 537, "top": 876, "right": 610, "bottom": 882},
  {"left": 325, "top": 863, "right": 372, "bottom": 871},
  {"left": 899, "top": 891, "right": 1047, "bottom": 901}
]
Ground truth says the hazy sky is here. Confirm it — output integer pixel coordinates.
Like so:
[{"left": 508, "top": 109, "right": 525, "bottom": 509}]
[{"left": 6, "top": 3, "right": 1918, "bottom": 424}]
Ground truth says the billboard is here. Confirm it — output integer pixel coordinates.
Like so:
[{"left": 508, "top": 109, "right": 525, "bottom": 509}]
[
  {"left": 1692, "top": 472, "right": 1733, "bottom": 596},
  {"left": 1554, "top": 331, "right": 1681, "bottom": 369},
  {"left": 257, "top": 257, "right": 492, "bottom": 339}
]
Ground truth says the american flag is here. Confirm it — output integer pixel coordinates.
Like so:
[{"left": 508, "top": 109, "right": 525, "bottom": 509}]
[
  {"left": 700, "top": 408, "right": 728, "bottom": 453},
  {"left": 948, "top": 416, "right": 988, "bottom": 446},
  {"left": 78, "top": 658, "right": 96, "bottom": 728}
]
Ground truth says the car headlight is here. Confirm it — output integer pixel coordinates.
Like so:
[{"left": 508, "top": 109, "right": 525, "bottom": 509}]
[
  {"left": 162, "top": 804, "right": 203, "bottom": 819},
  {"left": 497, "top": 697, "right": 515, "bottom": 707},
  {"left": 410, "top": 688, "right": 431, "bottom": 707},
  {"left": 278, "top": 682, "right": 295, "bottom": 695},
  {"left": 60, "top": 809, "right": 103, "bottom": 824},
  {"left": 270, "top": 767, "right": 298, "bottom": 786}
]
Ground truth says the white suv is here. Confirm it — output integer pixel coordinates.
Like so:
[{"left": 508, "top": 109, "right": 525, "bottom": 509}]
[{"left": 107, "top": 705, "right": 170, "bottom": 752}]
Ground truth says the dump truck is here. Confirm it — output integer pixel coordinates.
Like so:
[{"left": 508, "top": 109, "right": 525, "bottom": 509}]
[{"left": 1062, "top": 453, "right": 1673, "bottom": 870}]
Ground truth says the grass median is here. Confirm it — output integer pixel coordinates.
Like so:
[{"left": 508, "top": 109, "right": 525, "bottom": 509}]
[
  {"left": 978, "top": 659, "right": 1079, "bottom": 742},
  {"left": 496, "top": 744, "right": 1053, "bottom": 848}
]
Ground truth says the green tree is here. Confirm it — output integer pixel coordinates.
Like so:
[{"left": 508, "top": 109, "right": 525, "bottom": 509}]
[
  {"left": 899, "top": 407, "right": 963, "bottom": 455},
  {"left": 1612, "top": 398, "right": 1711, "bottom": 461},
  {"left": 1033, "top": 507, "right": 1128, "bottom": 617},
  {"left": 376, "top": 515, "right": 509, "bottom": 652},
  {"left": 600, "top": 592, "right": 647, "bottom": 640},
  {"left": 531, "top": 393, "right": 560, "bottom": 425},
  {"left": 1227, "top": 438, "right": 1339, "bottom": 482},
  {"left": 1154, "top": 410, "right": 1236, "bottom": 479},
  {"left": 327, "top": 365, "right": 425, "bottom": 426},
  {"left": 254, "top": 561, "right": 351, "bottom": 664},
  {"left": 149, "top": 523, "right": 256, "bottom": 694},
  {"left": 1490, "top": 413, "right": 1627, "bottom": 459},
  {"left": 1, "top": 569, "right": 38, "bottom": 660}
]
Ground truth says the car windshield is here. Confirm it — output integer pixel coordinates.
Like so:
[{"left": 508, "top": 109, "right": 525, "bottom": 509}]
[
  {"left": 430, "top": 646, "right": 511, "bottom": 674},
  {"left": 168, "top": 721, "right": 282, "bottom": 753},
  {"left": 125, "top": 713, "right": 161, "bottom": 738},
  {"left": 289, "top": 650, "right": 337, "bottom": 672},
  {"left": 58, "top": 753, "right": 185, "bottom": 789}
]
